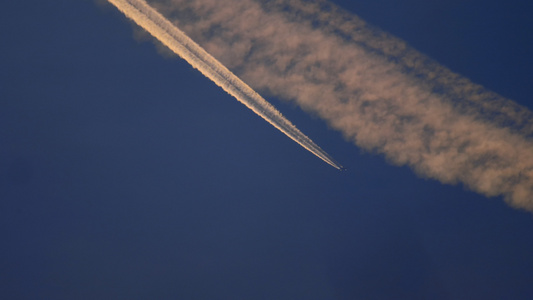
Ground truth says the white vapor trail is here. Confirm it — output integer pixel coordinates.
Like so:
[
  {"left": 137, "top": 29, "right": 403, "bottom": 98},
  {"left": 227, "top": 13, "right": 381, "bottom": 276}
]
[
  {"left": 143, "top": 0, "right": 533, "bottom": 211},
  {"left": 106, "top": 0, "right": 342, "bottom": 169}
]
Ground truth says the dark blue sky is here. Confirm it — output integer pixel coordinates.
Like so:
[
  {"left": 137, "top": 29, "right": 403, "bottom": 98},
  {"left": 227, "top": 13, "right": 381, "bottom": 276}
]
[{"left": 1, "top": 0, "right": 532, "bottom": 299}]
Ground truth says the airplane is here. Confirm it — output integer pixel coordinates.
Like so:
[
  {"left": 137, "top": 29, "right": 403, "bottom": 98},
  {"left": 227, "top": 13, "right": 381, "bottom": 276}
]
[{"left": 340, "top": 167, "right": 347, "bottom": 171}]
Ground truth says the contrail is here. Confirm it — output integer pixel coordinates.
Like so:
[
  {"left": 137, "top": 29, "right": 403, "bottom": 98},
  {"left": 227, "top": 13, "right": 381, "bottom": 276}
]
[
  {"left": 106, "top": 0, "right": 342, "bottom": 169},
  {"left": 142, "top": 0, "right": 533, "bottom": 211}
]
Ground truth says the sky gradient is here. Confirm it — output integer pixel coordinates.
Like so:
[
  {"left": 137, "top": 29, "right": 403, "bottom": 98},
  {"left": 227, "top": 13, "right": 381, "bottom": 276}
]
[{"left": 1, "top": 0, "right": 532, "bottom": 299}]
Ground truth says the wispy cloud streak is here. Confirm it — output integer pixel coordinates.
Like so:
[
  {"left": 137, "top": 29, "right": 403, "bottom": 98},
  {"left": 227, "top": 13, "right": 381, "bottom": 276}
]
[
  {"left": 146, "top": 0, "right": 533, "bottom": 211},
  {"left": 106, "top": 0, "right": 342, "bottom": 169}
]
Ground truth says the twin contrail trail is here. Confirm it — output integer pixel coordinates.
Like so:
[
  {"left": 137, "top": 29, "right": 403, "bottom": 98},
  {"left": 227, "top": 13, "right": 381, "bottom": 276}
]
[
  {"left": 105, "top": 0, "right": 533, "bottom": 211},
  {"left": 106, "top": 0, "right": 342, "bottom": 169}
]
